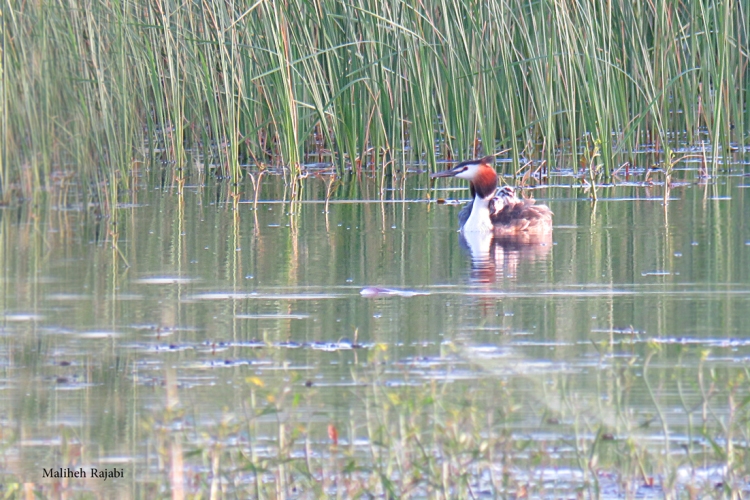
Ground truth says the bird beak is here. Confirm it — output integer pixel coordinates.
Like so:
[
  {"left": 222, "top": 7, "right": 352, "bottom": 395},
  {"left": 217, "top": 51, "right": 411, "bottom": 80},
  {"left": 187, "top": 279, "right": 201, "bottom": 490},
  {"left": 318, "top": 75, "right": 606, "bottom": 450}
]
[{"left": 430, "top": 164, "right": 467, "bottom": 179}]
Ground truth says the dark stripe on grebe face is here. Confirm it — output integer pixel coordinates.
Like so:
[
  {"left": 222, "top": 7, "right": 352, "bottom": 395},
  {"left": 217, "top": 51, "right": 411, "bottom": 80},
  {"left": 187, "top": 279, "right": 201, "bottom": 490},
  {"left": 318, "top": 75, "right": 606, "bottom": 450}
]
[
  {"left": 455, "top": 159, "right": 483, "bottom": 169},
  {"left": 496, "top": 186, "right": 518, "bottom": 205},
  {"left": 430, "top": 164, "right": 469, "bottom": 178}
]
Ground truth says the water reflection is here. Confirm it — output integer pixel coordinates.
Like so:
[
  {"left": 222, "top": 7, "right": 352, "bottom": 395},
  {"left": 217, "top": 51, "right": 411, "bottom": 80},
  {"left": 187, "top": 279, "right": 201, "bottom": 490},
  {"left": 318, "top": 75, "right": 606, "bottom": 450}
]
[
  {"left": 2, "top": 167, "right": 750, "bottom": 496},
  {"left": 460, "top": 231, "right": 552, "bottom": 284}
]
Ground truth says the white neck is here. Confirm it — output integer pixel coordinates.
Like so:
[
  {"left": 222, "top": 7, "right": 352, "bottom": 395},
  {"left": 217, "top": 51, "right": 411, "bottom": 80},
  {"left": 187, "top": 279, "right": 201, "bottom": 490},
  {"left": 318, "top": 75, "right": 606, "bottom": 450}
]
[{"left": 462, "top": 193, "right": 495, "bottom": 232}]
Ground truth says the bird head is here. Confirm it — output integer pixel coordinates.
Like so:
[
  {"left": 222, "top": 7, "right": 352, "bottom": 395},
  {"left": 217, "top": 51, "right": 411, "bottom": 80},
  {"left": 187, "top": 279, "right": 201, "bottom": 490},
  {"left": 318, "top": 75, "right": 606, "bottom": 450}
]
[{"left": 431, "top": 155, "right": 497, "bottom": 199}]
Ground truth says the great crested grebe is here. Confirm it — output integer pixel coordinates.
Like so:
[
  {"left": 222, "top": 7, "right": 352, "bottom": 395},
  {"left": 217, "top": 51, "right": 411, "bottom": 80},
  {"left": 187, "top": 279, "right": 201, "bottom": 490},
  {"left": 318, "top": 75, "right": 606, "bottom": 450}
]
[{"left": 431, "top": 155, "right": 553, "bottom": 239}]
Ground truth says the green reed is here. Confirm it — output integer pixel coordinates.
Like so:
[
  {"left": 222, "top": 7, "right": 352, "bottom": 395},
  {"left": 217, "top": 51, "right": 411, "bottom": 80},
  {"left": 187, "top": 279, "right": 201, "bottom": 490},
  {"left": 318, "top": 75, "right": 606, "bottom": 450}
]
[{"left": 3, "top": 0, "right": 748, "bottom": 207}]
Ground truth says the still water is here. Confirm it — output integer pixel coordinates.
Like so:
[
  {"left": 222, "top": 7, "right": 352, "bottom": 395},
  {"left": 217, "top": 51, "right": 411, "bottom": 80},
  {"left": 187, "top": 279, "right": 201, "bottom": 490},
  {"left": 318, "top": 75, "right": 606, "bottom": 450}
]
[{"left": 2, "top": 164, "right": 750, "bottom": 497}]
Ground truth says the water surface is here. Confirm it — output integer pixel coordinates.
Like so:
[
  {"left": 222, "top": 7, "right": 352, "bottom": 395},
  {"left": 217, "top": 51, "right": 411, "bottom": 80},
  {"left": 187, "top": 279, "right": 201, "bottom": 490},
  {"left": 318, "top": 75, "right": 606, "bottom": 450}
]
[{"left": 2, "top": 165, "right": 750, "bottom": 497}]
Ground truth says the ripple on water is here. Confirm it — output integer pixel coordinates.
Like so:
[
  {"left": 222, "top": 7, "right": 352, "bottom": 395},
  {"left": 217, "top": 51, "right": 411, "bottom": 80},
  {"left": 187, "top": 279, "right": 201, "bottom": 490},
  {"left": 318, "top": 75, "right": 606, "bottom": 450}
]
[
  {"left": 185, "top": 292, "right": 341, "bottom": 300},
  {"left": 3, "top": 313, "right": 44, "bottom": 322},
  {"left": 133, "top": 276, "right": 199, "bottom": 285},
  {"left": 235, "top": 313, "right": 310, "bottom": 319}
]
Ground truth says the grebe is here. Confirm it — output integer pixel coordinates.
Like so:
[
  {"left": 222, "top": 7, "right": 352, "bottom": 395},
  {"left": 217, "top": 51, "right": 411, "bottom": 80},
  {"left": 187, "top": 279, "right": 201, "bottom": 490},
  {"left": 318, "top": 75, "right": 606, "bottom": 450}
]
[{"left": 431, "top": 155, "right": 553, "bottom": 239}]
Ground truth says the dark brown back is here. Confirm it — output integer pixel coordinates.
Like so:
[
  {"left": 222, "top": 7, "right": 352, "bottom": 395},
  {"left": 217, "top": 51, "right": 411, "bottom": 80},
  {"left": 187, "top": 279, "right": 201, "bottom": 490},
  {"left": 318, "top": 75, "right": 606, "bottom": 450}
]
[{"left": 490, "top": 199, "right": 553, "bottom": 234}]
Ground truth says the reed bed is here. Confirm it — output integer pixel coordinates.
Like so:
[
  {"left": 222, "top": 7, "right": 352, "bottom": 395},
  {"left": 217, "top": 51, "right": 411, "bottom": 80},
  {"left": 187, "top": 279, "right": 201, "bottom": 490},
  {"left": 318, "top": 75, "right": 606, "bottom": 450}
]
[{"left": 3, "top": 0, "right": 749, "bottom": 207}]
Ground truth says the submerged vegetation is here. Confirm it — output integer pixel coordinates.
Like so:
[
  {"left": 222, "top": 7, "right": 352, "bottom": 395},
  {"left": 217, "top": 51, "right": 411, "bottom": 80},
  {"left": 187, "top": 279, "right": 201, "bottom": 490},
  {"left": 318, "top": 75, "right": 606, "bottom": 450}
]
[
  {"left": 3, "top": 0, "right": 749, "bottom": 205},
  {"left": 144, "top": 345, "right": 750, "bottom": 498}
]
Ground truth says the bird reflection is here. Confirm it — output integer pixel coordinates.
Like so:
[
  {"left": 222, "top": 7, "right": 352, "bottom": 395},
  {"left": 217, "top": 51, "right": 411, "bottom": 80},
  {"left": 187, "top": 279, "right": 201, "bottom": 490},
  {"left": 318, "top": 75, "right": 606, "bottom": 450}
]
[{"left": 460, "top": 227, "right": 552, "bottom": 284}]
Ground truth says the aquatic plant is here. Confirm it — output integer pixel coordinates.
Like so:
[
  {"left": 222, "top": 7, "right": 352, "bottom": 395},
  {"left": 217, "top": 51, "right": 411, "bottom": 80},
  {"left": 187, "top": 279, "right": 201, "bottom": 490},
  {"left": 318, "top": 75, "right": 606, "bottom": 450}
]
[{"left": 3, "top": 0, "right": 748, "bottom": 208}]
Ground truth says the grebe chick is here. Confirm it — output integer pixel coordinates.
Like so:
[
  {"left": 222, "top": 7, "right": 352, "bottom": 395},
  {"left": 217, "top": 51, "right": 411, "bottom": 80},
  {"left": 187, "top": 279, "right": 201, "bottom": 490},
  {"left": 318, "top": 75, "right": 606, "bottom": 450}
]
[{"left": 431, "top": 156, "right": 553, "bottom": 238}]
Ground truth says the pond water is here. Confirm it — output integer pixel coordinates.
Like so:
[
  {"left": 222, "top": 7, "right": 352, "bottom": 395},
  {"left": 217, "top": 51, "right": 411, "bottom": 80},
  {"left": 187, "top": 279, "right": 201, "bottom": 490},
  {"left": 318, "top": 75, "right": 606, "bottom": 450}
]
[{"left": 2, "top": 161, "right": 750, "bottom": 497}]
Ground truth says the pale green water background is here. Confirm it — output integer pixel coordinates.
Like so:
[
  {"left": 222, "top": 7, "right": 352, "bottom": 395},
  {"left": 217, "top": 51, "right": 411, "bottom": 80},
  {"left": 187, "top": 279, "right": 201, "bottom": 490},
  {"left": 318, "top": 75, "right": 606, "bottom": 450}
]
[{"left": 2, "top": 160, "right": 750, "bottom": 497}]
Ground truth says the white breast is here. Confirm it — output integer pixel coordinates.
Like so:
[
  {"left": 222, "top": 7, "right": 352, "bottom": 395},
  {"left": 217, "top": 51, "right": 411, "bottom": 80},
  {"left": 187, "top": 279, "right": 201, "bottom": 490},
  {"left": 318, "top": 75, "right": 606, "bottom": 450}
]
[{"left": 461, "top": 195, "right": 494, "bottom": 232}]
